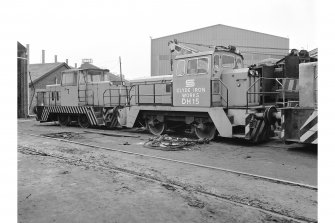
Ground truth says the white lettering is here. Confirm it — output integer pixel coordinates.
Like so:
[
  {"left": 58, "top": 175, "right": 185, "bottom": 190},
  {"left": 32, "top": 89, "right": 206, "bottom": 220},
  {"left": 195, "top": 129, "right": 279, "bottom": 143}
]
[{"left": 177, "top": 80, "right": 207, "bottom": 105}]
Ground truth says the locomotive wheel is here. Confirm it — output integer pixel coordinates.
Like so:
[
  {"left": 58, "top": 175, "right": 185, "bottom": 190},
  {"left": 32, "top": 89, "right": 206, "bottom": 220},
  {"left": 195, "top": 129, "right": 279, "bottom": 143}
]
[
  {"left": 193, "top": 122, "right": 217, "bottom": 140},
  {"left": 146, "top": 119, "right": 166, "bottom": 136},
  {"left": 78, "top": 115, "right": 90, "bottom": 128},
  {"left": 58, "top": 115, "right": 70, "bottom": 127}
]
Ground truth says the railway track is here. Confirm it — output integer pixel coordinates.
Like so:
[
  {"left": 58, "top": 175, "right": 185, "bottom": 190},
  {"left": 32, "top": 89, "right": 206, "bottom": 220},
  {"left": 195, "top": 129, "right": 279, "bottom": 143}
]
[
  {"left": 19, "top": 131, "right": 317, "bottom": 191},
  {"left": 18, "top": 144, "right": 315, "bottom": 223}
]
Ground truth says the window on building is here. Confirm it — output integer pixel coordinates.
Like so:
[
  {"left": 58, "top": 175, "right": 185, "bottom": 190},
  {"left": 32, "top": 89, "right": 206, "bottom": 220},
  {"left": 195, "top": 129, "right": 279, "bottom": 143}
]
[
  {"left": 61, "top": 72, "right": 77, "bottom": 86},
  {"left": 176, "top": 60, "right": 185, "bottom": 76},
  {"left": 198, "top": 57, "right": 209, "bottom": 74},
  {"left": 222, "top": 54, "right": 235, "bottom": 68}
]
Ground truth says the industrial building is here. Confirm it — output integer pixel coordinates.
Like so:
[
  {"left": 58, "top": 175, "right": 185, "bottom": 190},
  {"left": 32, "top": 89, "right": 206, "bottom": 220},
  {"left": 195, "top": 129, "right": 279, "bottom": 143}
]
[{"left": 151, "top": 24, "right": 289, "bottom": 76}]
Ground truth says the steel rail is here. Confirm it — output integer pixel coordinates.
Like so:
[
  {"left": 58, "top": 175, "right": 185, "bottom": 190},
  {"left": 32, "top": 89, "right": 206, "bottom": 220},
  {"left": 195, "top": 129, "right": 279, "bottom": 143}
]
[
  {"left": 18, "top": 132, "right": 317, "bottom": 191},
  {"left": 18, "top": 145, "right": 315, "bottom": 223}
]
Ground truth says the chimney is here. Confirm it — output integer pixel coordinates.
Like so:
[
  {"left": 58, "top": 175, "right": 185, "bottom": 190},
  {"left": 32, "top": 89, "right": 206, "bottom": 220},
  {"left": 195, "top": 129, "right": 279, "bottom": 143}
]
[
  {"left": 42, "top": 50, "right": 45, "bottom": 64},
  {"left": 54, "top": 55, "right": 57, "bottom": 63},
  {"left": 75, "top": 63, "right": 77, "bottom": 68},
  {"left": 66, "top": 59, "right": 68, "bottom": 64}
]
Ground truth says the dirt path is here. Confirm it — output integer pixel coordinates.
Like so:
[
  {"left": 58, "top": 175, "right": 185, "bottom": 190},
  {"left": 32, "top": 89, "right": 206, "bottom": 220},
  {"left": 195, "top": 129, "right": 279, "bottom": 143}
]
[
  {"left": 18, "top": 121, "right": 317, "bottom": 185},
  {"left": 19, "top": 152, "right": 290, "bottom": 223}
]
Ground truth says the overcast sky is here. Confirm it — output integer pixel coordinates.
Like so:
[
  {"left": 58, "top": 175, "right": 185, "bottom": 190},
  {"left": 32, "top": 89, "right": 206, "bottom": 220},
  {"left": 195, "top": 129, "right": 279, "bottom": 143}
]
[{"left": 5, "top": 0, "right": 317, "bottom": 79}]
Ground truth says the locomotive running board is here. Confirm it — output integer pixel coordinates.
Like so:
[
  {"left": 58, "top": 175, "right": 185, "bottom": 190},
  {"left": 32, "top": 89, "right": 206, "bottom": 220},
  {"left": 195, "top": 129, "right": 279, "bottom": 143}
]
[{"left": 124, "top": 106, "right": 233, "bottom": 137}]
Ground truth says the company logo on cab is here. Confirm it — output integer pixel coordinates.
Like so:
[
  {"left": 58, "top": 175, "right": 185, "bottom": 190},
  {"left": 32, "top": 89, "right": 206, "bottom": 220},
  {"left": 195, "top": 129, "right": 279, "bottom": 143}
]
[{"left": 185, "top": 79, "right": 195, "bottom": 88}]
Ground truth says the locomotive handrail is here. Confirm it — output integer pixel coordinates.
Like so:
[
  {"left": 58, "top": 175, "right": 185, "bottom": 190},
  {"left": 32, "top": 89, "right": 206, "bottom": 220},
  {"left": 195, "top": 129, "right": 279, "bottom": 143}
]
[
  {"left": 275, "top": 78, "right": 283, "bottom": 87},
  {"left": 211, "top": 79, "right": 229, "bottom": 109},
  {"left": 38, "top": 90, "right": 61, "bottom": 107},
  {"left": 314, "top": 75, "right": 318, "bottom": 108},
  {"left": 246, "top": 77, "right": 300, "bottom": 111},
  {"left": 102, "top": 87, "right": 129, "bottom": 107},
  {"left": 246, "top": 77, "right": 261, "bottom": 111},
  {"left": 78, "top": 89, "right": 94, "bottom": 106},
  {"left": 127, "top": 82, "right": 173, "bottom": 106}
]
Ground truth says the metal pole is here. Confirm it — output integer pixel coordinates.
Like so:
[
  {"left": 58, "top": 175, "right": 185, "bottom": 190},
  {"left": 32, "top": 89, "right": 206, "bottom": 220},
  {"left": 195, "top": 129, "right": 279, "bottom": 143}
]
[
  {"left": 119, "top": 56, "right": 123, "bottom": 82},
  {"left": 153, "top": 84, "right": 155, "bottom": 104},
  {"left": 26, "top": 44, "right": 30, "bottom": 116},
  {"left": 119, "top": 56, "right": 123, "bottom": 106}
]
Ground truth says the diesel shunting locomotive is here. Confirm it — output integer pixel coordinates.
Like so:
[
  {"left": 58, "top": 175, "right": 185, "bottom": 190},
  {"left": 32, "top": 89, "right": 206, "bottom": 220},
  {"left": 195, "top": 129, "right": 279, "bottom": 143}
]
[{"left": 34, "top": 40, "right": 317, "bottom": 144}]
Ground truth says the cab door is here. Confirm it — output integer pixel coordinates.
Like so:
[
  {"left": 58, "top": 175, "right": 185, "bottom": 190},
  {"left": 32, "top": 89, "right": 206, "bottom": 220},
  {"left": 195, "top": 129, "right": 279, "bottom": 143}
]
[
  {"left": 173, "top": 56, "right": 211, "bottom": 107},
  {"left": 60, "top": 71, "right": 79, "bottom": 106}
]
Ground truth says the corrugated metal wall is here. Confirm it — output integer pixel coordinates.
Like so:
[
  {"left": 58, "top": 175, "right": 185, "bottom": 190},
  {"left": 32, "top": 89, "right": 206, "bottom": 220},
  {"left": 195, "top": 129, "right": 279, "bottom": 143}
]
[{"left": 151, "top": 24, "right": 289, "bottom": 76}]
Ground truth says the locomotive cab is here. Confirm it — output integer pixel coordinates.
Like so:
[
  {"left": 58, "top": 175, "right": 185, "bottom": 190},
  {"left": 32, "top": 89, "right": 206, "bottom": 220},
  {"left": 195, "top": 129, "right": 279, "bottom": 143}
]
[
  {"left": 58, "top": 68, "right": 110, "bottom": 106},
  {"left": 172, "top": 46, "right": 251, "bottom": 108},
  {"left": 34, "top": 67, "right": 128, "bottom": 128}
]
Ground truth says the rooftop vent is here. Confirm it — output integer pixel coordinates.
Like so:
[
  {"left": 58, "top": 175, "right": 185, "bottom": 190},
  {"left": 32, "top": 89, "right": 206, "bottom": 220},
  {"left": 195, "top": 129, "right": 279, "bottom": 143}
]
[{"left": 82, "top": 58, "right": 93, "bottom": 64}]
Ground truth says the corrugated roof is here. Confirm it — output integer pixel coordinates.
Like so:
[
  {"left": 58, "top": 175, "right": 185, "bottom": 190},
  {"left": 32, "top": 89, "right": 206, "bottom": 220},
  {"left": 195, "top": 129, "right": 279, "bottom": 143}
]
[
  {"left": 29, "top": 62, "right": 70, "bottom": 83},
  {"left": 153, "top": 24, "right": 288, "bottom": 40},
  {"left": 79, "top": 62, "right": 101, "bottom": 69}
]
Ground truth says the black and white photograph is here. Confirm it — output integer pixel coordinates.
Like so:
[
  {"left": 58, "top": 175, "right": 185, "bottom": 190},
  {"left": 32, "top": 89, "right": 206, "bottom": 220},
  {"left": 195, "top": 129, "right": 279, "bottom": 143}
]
[{"left": 2, "top": 0, "right": 333, "bottom": 222}]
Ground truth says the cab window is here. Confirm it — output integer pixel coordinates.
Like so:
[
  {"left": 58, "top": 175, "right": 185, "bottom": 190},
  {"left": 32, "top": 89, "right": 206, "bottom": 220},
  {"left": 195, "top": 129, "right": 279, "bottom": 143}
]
[
  {"left": 186, "top": 57, "right": 209, "bottom": 75},
  {"left": 187, "top": 59, "right": 197, "bottom": 75},
  {"left": 87, "top": 70, "right": 103, "bottom": 83},
  {"left": 176, "top": 60, "right": 185, "bottom": 76},
  {"left": 198, "top": 57, "right": 209, "bottom": 74},
  {"left": 236, "top": 57, "right": 243, "bottom": 68},
  {"left": 222, "top": 55, "right": 235, "bottom": 68},
  {"left": 61, "top": 72, "right": 77, "bottom": 86}
]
